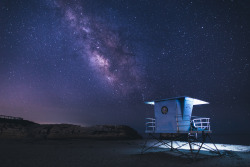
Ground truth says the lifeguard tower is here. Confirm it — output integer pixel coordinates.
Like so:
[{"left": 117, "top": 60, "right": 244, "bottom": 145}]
[{"left": 141, "top": 96, "right": 220, "bottom": 159}]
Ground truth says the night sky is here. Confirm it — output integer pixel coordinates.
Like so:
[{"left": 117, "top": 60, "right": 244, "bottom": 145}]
[{"left": 1, "top": 0, "right": 250, "bottom": 134}]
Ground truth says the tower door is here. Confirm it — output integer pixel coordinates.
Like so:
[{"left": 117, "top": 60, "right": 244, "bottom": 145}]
[{"left": 154, "top": 100, "right": 177, "bottom": 133}]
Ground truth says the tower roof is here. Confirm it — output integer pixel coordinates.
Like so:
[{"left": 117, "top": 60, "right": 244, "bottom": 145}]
[{"left": 145, "top": 96, "right": 209, "bottom": 105}]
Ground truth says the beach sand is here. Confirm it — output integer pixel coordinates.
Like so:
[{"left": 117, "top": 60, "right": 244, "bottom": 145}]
[{"left": 0, "top": 139, "right": 249, "bottom": 167}]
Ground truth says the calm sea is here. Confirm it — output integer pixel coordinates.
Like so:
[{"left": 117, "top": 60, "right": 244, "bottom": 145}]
[
  {"left": 140, "top": 132, "right": 250, "bottom": 146},
  {"left": 212, "top": 133, "right": 250, "bottom": 146}
]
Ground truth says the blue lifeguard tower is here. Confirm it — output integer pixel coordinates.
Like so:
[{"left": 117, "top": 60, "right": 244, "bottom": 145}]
[
  {"left": 141, "top": 96, "right": 220, "bottom": 159},
  {"left": 145, "top": 96, "right": 210, "bottom": 133}
]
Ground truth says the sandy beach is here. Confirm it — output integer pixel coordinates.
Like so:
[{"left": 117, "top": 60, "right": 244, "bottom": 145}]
[{"left": 0, "top": 139, "right": 249, "bottom": 167}]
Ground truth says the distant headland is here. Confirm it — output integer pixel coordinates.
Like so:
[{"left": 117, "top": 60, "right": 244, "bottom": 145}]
[{"left": 0, "top": 115, "right": 142, "bottom": 140}]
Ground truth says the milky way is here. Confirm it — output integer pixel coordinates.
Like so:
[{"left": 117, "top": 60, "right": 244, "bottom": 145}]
[{"left": 54, "top": 0, "right": 143, "bottom": 96}]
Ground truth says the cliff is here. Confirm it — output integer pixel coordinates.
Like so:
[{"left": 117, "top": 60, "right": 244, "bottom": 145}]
[{"left": 0, "top": 118, "right": 142, "bottom": 140}]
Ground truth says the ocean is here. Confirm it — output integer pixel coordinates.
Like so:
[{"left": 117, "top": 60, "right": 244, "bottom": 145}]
[
  {"left": 140, "top": 132, "right": 250, "bottom": 146},
  {"left": 212, "top": 133, "right": 250, "bottom": 146}
]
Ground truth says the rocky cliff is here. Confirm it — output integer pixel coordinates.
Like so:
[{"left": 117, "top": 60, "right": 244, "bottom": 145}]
[{"left": 0, "top": 118, "right": 142, "bottom": 140}]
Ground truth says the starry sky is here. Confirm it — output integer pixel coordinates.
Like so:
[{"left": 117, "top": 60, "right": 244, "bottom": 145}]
[{"left": 0, "top": 0, "right": 250, "bottom": 134}]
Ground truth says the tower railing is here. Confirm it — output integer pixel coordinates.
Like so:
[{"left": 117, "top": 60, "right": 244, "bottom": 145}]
[
  {"left": 190, "top": 117, "right": 210, "bottom": 131},
  {"left": 145, "top": 118, "right": 155, "bottom": 133}
]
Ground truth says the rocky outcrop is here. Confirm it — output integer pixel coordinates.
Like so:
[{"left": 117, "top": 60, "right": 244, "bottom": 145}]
[{"left": 0, "top": 119, "right": 142, "bottom": 140}]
